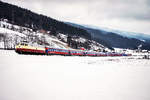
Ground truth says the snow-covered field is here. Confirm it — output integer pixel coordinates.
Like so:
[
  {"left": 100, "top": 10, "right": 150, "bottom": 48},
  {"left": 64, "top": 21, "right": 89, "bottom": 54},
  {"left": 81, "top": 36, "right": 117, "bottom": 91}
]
[{"left": 0, "top": 50, "right": 150, "bottom": 100}]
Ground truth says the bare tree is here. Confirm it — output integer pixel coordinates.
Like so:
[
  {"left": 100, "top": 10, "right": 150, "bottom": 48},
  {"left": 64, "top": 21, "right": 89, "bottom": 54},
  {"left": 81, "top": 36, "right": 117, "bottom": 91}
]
[
  {"left": 3, "top": 33, "right": 7, "bottom": 49},
  {"left": 0, "top": 21, "right": 1, "bottom": 27},
  {"left": 13, "top": 35, "right": 17, "bottom": 48},
  {"left": 41, "top": 35, "right": 46, "bottom": 46}
]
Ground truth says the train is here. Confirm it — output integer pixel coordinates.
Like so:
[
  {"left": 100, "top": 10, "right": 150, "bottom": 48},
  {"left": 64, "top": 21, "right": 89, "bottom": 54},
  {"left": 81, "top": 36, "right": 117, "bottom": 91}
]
[
  {"left": 15, "top": 43, "right": 132, "bottom": 57},
  {"left": 15, "top": 43, "right": 45, "bottom": 55}
]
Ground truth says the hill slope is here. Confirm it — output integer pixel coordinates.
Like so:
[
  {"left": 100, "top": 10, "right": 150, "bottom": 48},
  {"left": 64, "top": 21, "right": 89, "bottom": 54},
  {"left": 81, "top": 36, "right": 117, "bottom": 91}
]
[
  {"left": 0, "top": 1, "right": 109, "bottom": 51},
  {"left": 0, "top": 1, "right": 91, "bottom": 39},
  {"left": 0, "top": 20, "right": 106, "bottom": 51},
  {"left": 66, "top": 22, "right": 150, "bottom": 50}
]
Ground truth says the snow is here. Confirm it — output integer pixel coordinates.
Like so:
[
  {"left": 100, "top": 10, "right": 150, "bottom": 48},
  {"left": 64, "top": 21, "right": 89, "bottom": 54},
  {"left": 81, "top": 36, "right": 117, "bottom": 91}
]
[
  {"left": 0, "top": 21, "right": 69, "bottom": 49},
  {"left": 0, "top": 42, "right": 4, "bottom": 48},
  {"left": 1, "top": 50, "right": 150, "bottom": 100},
  {"left": 58, "top": 33, "right": 67, "bottom": 42},
  {"left": 78, "top": 37, "right": 86, "bottom": 43},
  {"left": 0, "top": 27, "right": 25, "bottom": 37},
  {"left": 0, "top": 27, "right": 26, "bottom": 48}
]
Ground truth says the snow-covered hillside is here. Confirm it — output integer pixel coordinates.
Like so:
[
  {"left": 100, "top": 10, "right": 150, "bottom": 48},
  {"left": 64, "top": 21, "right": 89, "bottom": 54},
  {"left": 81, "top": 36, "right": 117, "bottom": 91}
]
[
  {"left": 1, "top": 50, "right": 150, "bottom": 100},
  {"left": 0, "top": 20, "right": 106, "bottom": 51},
  {"left": 0, "top": 20, "right": 69, "bottom": 49}
]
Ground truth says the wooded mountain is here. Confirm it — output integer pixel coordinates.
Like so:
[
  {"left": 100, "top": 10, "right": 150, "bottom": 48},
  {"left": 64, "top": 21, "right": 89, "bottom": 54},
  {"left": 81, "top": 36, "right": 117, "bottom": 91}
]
[
  {"left": 0, "top": 1, "right": 91, "bottom": 38},
  {"left": 66, "top": 22, "right": 150, "bottom": 50},
  {"left": 0, "top": 1, "right": 114, "bottom": 49}
]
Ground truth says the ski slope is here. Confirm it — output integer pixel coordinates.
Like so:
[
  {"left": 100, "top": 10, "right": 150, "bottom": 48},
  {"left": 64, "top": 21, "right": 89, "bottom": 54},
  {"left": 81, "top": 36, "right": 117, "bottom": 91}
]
[{"left": 0, "top": 50, "right": 150, "bottom": 100}]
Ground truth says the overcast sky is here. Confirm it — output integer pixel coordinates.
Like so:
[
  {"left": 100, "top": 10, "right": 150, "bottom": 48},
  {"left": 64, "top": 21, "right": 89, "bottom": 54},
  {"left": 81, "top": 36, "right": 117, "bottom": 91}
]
[{"left": 2, "top": 0, "right": 150, "bottom": 34}]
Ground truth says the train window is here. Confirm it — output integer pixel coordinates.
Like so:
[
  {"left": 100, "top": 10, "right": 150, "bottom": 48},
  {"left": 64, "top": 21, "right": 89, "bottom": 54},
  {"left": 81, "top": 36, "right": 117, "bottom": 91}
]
[
  {"left": 24, "top": 44, "right": 28, "bottom": 46},
  {"left": 21, "top": 43, "right": 24, "bottom": 45}
]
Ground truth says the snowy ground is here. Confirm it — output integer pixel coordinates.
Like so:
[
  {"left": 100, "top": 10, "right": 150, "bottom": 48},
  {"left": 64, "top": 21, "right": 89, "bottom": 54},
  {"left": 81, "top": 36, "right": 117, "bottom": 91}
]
[{"left": 0, "top": 50, "right": 150, "bottom": 100}]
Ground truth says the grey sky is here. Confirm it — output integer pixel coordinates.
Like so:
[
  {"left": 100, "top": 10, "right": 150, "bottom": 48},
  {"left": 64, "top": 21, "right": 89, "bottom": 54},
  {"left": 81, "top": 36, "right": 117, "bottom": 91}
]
[{"left": 2, "top": 0, "right": 150, "bottom": 34}]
